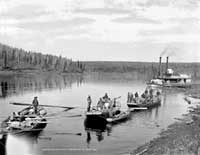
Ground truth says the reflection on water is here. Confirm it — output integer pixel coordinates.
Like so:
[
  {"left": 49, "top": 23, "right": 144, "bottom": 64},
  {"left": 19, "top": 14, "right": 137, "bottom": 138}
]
[
  {"left": 0, "top": 72, "right": 194, "bottom": 155},
  {"left": 0, "top": 131, "right": 42, "bottom": 155},
  {"left": 0, "top": 82, "right": 8, "bottom": 98},
  {"left": 84, "top": 118, "right": 112, "bottom": 147},
  {"left": 0, "top": 74, "right": 84, "bottom": 97},
  {"left": 0, "top": 134, "right": 6, "bottom": 155},
  {"left": 84, "top": 106, "right": 161, "bottom": 147}
]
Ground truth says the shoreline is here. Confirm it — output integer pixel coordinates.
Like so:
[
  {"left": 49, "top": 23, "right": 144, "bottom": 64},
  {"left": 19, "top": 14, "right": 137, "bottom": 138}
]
[
  {"left": 0, "top": 70, "right": 85, "bottom": 76},
  {"left": 131, "top": 95, "right": 200, "bottom": 155}
]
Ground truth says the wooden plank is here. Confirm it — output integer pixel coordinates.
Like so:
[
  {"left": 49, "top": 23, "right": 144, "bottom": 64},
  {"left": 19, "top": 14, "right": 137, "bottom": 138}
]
[
  {"left": 10, "top": 102, "right": 75, "bottom": 109},
  {"left": 130, "top": 107, "right": 148, "bottom": 110}
]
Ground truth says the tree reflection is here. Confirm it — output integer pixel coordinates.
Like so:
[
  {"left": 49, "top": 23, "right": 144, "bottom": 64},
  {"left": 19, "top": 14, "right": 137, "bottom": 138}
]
[{"left": 0, "top": 74, "right": 84, "bottom": 98}]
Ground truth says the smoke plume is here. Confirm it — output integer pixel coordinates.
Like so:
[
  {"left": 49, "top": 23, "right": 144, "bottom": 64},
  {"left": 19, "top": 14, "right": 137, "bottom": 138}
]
[{"left": 160, "top": 46, "right": 181, "bottom": 57}]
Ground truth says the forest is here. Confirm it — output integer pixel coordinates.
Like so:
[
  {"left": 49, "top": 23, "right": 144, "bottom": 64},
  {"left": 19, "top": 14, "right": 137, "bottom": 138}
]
[
  {"left": 1, "top": 43, "right": 200, "bottom": 79},
  {"left": 0, "top": 43, "right": 85, "bottom": 73}
]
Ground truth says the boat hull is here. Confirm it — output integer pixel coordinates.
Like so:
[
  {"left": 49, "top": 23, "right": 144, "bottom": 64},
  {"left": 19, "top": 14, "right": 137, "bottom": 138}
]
[
  {"left": 85, "top": 110, "right": 130, "bottom": 124},
  {"left": 85, "top": 111, "right": 108, "bottom": 124},
  {"left": 2, "top": 118, "right": 47, "bottom": 135},
  {"left": 127, "top": 100, "right": 161, "bottom": 110},
  {"left": 106, "top": 111, "right": 130, "bottom": 124}
]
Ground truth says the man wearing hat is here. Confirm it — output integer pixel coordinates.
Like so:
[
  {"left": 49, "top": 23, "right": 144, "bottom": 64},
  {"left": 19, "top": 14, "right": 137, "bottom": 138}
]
[{"left": 32, "top": 96, "right": 39, "bottom": 114}]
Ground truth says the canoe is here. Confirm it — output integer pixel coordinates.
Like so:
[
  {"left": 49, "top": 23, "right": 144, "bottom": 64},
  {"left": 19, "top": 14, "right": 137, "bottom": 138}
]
[
  {"left": 106, "top": 110, "right": 130, "bottom": 123},
  {"left": 127, "top": 98, "right": 161, "bottom": 110}
]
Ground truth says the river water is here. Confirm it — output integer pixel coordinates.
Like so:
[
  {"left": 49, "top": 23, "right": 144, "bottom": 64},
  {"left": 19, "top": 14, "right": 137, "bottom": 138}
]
[{"left": 0, "top": 72, "right": 192, "bottom": 155}]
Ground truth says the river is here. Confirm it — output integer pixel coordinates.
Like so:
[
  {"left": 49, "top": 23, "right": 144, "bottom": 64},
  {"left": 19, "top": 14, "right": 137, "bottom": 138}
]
[{"left": 0, "top": 72, "right": 192, "bottom": 155}]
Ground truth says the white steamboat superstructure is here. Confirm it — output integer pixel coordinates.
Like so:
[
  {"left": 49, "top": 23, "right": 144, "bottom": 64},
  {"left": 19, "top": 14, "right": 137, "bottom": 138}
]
[{"left": 148, "top": 57, "right": 192, "bottom": 88}]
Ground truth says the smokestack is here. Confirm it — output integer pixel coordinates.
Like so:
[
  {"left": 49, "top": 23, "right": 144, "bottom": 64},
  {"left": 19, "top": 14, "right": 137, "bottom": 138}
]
[
  {"left": 158, "top": 57, "right": 162, "bottom": 77},
  {"left": 165, "top": 57, "right": 169, "bottom": 74}
]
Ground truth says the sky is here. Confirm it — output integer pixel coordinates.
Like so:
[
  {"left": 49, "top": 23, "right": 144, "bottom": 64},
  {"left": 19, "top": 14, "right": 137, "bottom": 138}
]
[{"left": 0, "top": 0, "right": 200, "bottom": 62}]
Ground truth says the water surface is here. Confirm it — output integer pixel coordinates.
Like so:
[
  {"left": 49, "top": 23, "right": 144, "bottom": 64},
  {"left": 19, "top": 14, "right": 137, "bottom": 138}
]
[{"left": 0, "top": 72, "right": 192, "bottom": 155}]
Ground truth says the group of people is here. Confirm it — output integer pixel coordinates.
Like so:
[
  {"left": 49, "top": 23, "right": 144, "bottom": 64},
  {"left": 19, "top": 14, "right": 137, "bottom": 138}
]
[
  {"left": 87, "top": 93, "right": 117, "bottom": 112},
  {"left": 127, "top": 89, "right": 161, "bottom": 103}
]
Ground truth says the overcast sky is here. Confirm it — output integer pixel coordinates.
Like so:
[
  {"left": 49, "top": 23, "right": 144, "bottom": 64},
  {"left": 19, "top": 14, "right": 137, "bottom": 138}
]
[{"left": 0, "top": 0, "right": 200, "bottom": 62}]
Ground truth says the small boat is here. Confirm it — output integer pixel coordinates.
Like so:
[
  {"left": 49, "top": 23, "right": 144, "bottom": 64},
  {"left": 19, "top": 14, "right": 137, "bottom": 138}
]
[
  {"left": 86, "top": 96, "right": 123, "bottom": 124},
  {"left": 18, "top": 106, "right": 47, "bottom": 116},
  {"left": 106, "top": 110, "right": 130, "bottom": 123},
  {"left": 86, "top": 107, "right": 130, "bottom": 124},
  {"left": 127, "top": 99, "right": 161, "bottom": 110},
  {"left": 127, "top": 88, "right": 162, "bottom": 111},
  {"left": 85, "top": 110, "right": 108, "bottom": 124},
  {"left": 1, "top": 106, "right": 47, "bottom": 135}
]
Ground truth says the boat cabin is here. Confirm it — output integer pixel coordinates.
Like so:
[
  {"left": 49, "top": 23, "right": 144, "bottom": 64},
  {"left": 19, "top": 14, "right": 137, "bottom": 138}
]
[{"left": 149, "top": 57, "right": 192, "bottom": 88}]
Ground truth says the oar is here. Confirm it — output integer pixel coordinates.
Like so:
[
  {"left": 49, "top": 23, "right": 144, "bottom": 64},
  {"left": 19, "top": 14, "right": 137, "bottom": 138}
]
[
  {"left": 55, "top": 132, "right": 82, "bottom": 136},
  {"left": 130, "top": 107, "right": 148, "bottom": 111},
  {"left": 113, "top": 96, "right": 121, "bottom": 100},
  {"left": 39, "top": 136, "right": 52, "bottom": 140},
  {"left": 0, "top": 128, "right": 45, "bottom": 135},
  {"left": 42, "top": 114, "right": 82, "bottom": 119},
  {"left": 10, "top": 102, "right": 75, "bottom": 109},
  {"left": 66, "top": 114, "right": 82, "bottom": 118}
]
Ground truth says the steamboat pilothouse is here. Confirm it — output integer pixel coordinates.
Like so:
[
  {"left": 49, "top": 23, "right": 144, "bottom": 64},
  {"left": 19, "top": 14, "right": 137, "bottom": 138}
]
[{"left": 148, "top": 56, "right": 192, "bottom": 88}]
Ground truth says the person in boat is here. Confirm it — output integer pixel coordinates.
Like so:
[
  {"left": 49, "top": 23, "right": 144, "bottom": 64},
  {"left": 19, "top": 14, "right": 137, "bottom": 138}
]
[
  {"left": 87, "top": 95, "right": 92, "bottom": 112},
  {"left": 104, "top": 102, "right": 110, "bottom": 109},
  {"left": 141, "top": 90, "right": 149, "bottom": 99},
  {"left": 134, "top": 92, "right": 139, "bottom": 103},
  {"left": 103, "top": 93, "right": 109, "bottom": 99},
  {"left": 155, "top": 91, "right": 161, "bottom": 101},
  {"left": 127, "top": 92, "right": 131, "bottom": 103},
  {"left": 97, "top": 98, "right": 104, "bottom": 110},
  {"left": 10, "top": 112, "right": 18, "bottom": 121},
  {"left": 149, "top": 89, "right": 154, "bottom": 100},
  {"left": 127, "top": 92, "right": 133, "bottom": 103},
  {"left": 32, "top": 96, "right": 39, "bottom": 114},
  {"left": 113, "top": 98, "right": 117, "bottom": 108},
  {"left": 102, "top": 93, "right": 110, "bottom": 103},
  {"left": 130, "top": 93, "right": 134, "bottom": 103}
]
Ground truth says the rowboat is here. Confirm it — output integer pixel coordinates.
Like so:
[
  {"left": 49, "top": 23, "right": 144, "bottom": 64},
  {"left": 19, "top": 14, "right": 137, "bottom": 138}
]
[
  {"left": 1, "top": 106, "right": 47, "bottom": 135},
  {"left": 86, "top": 108, "right": 130, "bottom": 124},
  {"left": 127, "top": 98, "right": 161, "bottom": 110},
  {"left": 85, "top": 110, "right": 108, "bottom": 124}
]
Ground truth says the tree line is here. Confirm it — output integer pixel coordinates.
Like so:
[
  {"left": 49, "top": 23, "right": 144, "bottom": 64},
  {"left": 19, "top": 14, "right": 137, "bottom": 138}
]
[{"left": 0, "top": 43, "right": 85, "bottom": 73}]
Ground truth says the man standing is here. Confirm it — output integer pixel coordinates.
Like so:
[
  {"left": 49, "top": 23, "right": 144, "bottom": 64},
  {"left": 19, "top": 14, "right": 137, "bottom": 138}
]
[
  {"left": 87, "top": 95, "right": 92, "bottom": 112},
  {"left": 32, "top": 96, "right": 39, "bottom": 114}
]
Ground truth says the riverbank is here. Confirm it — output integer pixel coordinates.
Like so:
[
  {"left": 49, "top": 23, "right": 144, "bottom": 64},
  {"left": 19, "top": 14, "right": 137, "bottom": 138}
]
[
  {"left": 132, "top": 92, "right": 200, "bottom": 155},
  {"left": 0, "top": 69, "right": 85, "bottom": 76}
]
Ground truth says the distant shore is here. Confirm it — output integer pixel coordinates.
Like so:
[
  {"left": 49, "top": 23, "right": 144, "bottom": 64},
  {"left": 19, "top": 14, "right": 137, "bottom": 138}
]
[
  {"left": 132, "top": 90, "right": 200, "bottom": 155},
  {"left": 0, "top": 69, "right": 85, "bottom": 76}
]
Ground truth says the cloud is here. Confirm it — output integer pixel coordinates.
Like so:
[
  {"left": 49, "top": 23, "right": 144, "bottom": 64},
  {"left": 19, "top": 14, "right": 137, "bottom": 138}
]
[
  {"left": 17, "top": 17, "right": 95, "bottom": 31},
  {"left": 0, "top": 4, "right": 49, "bottom": 19},
  {"left": 112, "top": 15, "right": 161, "bottom": 24},
  {"left": 74, "top": 8, "right": 131, "bottom": 15},
  {"left": 168, "top": 17, "right": 200, "bottom": 24},
  {"left": 0, "top": 0, "right": 200, "bottom": 61}
]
